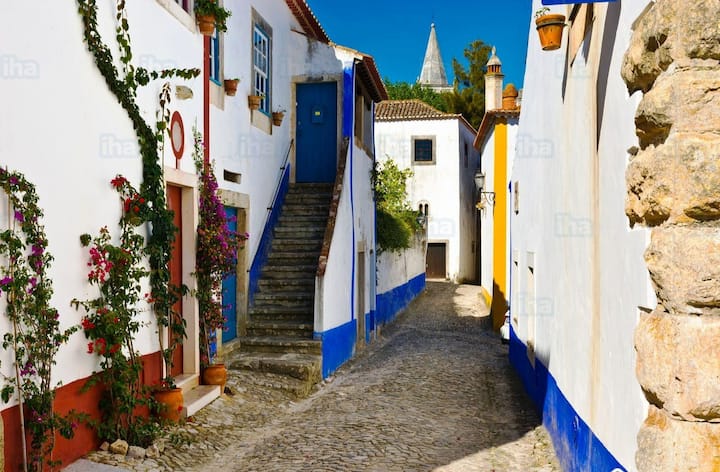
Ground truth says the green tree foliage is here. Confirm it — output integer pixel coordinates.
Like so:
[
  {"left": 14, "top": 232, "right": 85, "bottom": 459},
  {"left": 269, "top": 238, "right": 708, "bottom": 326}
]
[
  {"left": 372, "top": 159, "right": 421, "bottom": 253},
  {"left": 383, "top": 79, "right": 449, "bottom": 112},
  {"left": 445, "top": 40, "right": 493, "bottom": 129}
]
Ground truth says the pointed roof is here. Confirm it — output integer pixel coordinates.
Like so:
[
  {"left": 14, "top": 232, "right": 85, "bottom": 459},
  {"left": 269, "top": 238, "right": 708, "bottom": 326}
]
[{"left": 417, "top": 23, "right": 449, "bottom": 88}]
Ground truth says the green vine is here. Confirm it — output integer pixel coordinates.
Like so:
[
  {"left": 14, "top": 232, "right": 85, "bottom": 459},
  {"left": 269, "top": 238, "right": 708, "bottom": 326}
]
[
  {"left": 76, "top": 0, "right": 200, "bottom": 384},
  {"left": 0, "top": 168, "right": 81, "bottom": 471}
]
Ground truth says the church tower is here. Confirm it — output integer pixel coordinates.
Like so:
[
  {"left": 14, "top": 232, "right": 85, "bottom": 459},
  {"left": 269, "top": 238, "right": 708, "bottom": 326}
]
[
  {"left": 485, "top": 47, "right": 504, "bottom": 112},
  {"left": 417, "top": 23, "right": 453, "bottom": 93}
]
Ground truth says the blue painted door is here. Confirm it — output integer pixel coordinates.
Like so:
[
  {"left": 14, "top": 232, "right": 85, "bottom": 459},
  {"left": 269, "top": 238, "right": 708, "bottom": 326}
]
[
  {"left": 296, "top": 82, "right": 338, "bottom": 183},
  {"left": 222, "top": 206, "right": 238, "bottom": 343}
]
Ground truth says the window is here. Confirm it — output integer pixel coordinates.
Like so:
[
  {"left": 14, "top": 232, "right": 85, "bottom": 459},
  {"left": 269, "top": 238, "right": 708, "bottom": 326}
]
[
  {"left": 464, "top": 142, "right": 469, "bottom": 168},
  {"left": 174, "top": 0, "right": 191, "bottom": 13},
  {"left": 209, "top": 28, "right": 220, "bottom": 84},
  {"left": 418, "top": 202, "right": 429, "bottom": 216},
  {"left": 354, "top": 81, "right": 374, "bottom": 154},
  {"left": 412, "top": 136, "right": 435, "bottom": 164},
  {"left": 252, "top": 14, "right": 272, "bottom": 114}
]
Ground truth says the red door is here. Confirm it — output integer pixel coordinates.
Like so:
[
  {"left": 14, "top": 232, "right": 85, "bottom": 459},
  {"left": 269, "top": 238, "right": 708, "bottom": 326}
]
[{"left": 167, "top": 185, "right": 184, "bottom": 377}]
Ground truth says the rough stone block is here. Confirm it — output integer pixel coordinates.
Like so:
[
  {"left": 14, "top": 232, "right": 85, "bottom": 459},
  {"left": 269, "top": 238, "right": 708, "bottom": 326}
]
[
  {"left": 645, "top": 226, "right": 720, "bottom": 314},
  {"left": 127, "top": 445, "right": 146, "bottom": 460},
  {"left": 637, "top": 405, "right": 720, "bottom": 471},
  {"left": 108, "top": 439, "right": 129, "bottom": 455},
  {"left": 674, "top": 0, "right": 720, "bottom": 62},
  {"left": 145, "top": 443, "right": 161, "bottom": 459},
  {"left": 626, "top": 133, "right": 720, "bottom": 226},
  {"left": 634, "top": 69, "right": 720, "bottom": 148},
  {"left": 636, "top": 310, "right": 720, "bottom": 421}
]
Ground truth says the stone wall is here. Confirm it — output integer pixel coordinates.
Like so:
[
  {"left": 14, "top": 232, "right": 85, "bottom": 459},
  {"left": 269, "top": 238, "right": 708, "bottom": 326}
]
[{"left": 622, "top": 1, "right": 720, "bottom": 470}]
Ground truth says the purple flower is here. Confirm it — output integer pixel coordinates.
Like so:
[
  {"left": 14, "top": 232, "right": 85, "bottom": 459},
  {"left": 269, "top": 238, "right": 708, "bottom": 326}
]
[
  {"left": 0, "top": 276, "right": 12, "bottom": 287},
  {"left": 31, "top": 245, "right": 43, "bottom": 256},
  {"left": 14, "top": 210, "right": 24, "bottom": 223},
  {"left": 8, "top": 176, "right": 18, "bottom": 185}
]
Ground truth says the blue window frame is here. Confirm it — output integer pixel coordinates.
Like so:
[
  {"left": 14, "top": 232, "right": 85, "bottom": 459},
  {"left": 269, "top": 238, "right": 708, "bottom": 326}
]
[
  {"left": 253, "top": 24, "right": 270, "bottom": 114},
  {"left": 210, "top": 28, "right": 220, "bottom": 85}
]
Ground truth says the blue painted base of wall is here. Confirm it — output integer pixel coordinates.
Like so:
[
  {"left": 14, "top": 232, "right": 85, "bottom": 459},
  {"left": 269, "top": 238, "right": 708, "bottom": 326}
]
[
  {"left": 375, "top": 273, "right": 426, "bottom": 327},
  {"left": 248, "top": 164, "right": 290, "bottom": 307},
  {"left": 508, "top": 326, "right": 627, "bottom": 472},
  {"left": 316, "top": 320, "right": 357, "bottom": 378}
]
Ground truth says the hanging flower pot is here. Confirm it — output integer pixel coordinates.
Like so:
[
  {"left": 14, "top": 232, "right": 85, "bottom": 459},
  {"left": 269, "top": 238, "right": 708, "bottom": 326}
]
[
  {"left": 248, "top": 95, "right": 262, "bottom": 110},
  {"left": 272, "top": 111, "right": 285, "bottom": 126},
  {"left": 535, "top": 13, "right": 566, "bottom": 51},
  {"left": 153, "top": 387, "right": 184, "bottom": 422},
  {"left": 224, "top": 79, "right": 239, "bottom": 96},
  {"left": 202, "top": 363, "right": 228, "bottom": 392},
  {"left": 196, "top": 14, "right": 216, "bottom": 36}
]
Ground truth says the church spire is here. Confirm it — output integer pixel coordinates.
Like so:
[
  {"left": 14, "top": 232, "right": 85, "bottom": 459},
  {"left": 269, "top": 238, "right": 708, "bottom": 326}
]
[{"left": 417, "top": 23, "right": 452, "bottom": 93}]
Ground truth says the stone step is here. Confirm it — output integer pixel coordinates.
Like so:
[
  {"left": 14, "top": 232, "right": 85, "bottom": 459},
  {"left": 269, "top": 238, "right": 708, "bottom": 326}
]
[
  {"left": 228, "top": 352, "right": 321, "bottom": 383},
  {"left": 278, "top": 214, "right": 328, "bottom": 224},
  {"left": 274, "top": 226, "right": 324, "bottom": 236},
  {"left": 271, "top": 238, "right": 322, "bottom": 249},
  {"left": 267, "top": 251, "right": 320, "bottom": 261},
  {"left": 231, "top": 369, "right": 317, "bottom": 398},
  {"left": 254, "top": 291, "right": 313, "bottom": 303},
  {"left": 258, "top": 278, "right": 315, "bottom": 290},
  {"left": 280, "top": 205, "right": 331, "bottom": 216},
  {"left": 249, "top": 305, "right": 313, "bottom": 318},
  {"left": 261, "top": 265, "right": 317, "bottom": 277},
  {"left": 247, "top": 320, "right": 314, "bottom": 337},
  {"left": 288, "top": 183, "right": 333, "bottom": 192},
  {"left": 284, "top": 194, "right": 332, "bottom": 203},
  {"left": 237, "top": 336, "right": 322, "bottom": 355},
  {"left": 182, "top": 384, "right": 221, "bottom": 418}
]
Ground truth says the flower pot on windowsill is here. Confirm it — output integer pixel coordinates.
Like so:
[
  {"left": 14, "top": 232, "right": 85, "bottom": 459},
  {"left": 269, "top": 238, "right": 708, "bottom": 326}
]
[
  {"left": 224, "top": 79, "right": 239, "bottom": 96},
  {"left": 197, "top": 14, "right": 216, "bottom": 36},
  {"left": 272, "top": 111, "right": 285, "bottom": 126},
  {"left": 248, "top": 95, "right": 262, "bottom": 110},
  {"left": 535, "top": 14, "right": 566, "bottom": 51}
]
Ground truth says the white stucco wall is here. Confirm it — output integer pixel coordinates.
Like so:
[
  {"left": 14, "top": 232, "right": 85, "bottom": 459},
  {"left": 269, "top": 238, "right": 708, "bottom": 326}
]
[
  {"left": 0, "top": 1, "right": 203, "bottom": 397},
  {"left": 376, "top": 118, "right": 477, "bottom": 282},
  {"left": 377, "top": 234, "right": 426, "bottom": 295},
  {"left": 512, "top": 2, "right": 653, "bottom": 468}
]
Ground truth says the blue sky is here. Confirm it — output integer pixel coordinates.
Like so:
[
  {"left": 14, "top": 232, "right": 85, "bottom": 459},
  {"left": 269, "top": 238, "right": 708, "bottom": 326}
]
[{"left": 307, "top": 0, "right": 533, "bottom": 89}]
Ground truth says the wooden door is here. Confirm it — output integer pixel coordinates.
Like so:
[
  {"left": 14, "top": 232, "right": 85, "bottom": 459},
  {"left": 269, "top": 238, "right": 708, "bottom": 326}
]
[
  {"left": 356, "top": 252, "right": 366, "bottom": 348},
  {"left": 426, "top": 243, "right": 447, "bottom": 279},
  {"left": 167, "top": 185, "right": 184, "bottom": 376},
  {"left": 222, "top": 206, "right": 238, "bottom": 343}
]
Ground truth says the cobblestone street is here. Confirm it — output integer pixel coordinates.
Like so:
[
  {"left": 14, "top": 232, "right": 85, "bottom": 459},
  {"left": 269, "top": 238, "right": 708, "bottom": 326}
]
[{"left": 80, "top": 282, "right": 559, "bottom": 471}]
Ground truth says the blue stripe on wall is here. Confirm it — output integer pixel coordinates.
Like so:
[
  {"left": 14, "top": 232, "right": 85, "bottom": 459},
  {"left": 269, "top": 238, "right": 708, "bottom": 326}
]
[
  {"left": 508, "top": 325, "right": 627, "bottom": 472},
  {"left": 248, "top": 163, "right": 291, "bottom": 306},
  {"left": 376, "top": 273, "right": 426, "bottom": 327},
  {"left": 316, "top": 320, "right": 357, "bottom": 378}
]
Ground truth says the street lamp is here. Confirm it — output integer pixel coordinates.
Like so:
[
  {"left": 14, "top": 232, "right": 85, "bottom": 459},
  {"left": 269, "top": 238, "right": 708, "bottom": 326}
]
[{"left": 474, "top": 169, "right": 495, "bottom": 206}]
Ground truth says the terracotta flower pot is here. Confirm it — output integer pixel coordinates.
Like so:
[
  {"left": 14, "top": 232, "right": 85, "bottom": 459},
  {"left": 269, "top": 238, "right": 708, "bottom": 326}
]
[
  {"left": 202, "top": 363, "right": 227, "bottom": 392},
  {"left": 224, "top": 79, "right": 239, "bottom": 96},
  {"left": 153, "top": 388, "right": 184, "bottom": 422},
  {"left": 248, "top": 95, "right": 262, "bottom": 110},
  {"left": 197, "top": 14, "right": 216, "bottom": 36},
  {"left": 535, "top": 14, "right": 566, "bottom": 51},
  {"left": 272, "top": 111, "right": 285, "bottom": 126}
]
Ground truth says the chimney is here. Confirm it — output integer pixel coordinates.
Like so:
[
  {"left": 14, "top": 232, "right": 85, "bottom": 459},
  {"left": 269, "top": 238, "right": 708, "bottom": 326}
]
[
  {"left": 502, "top": 84, "right": 519, "bottom": 110},
  {"left": 485, "top": 47, "right": 504, "bottom": 112}
]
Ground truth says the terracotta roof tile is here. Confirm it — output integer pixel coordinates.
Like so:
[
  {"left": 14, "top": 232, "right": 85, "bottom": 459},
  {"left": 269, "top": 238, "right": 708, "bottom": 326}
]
[{"left": 375, "top": 100, "right": 457, "bottom": 121}]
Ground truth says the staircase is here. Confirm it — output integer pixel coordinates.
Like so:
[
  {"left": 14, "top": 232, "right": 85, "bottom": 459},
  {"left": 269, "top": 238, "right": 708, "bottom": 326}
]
[{"left": 228, "top": 183, "right": 333, "bottom": 398}]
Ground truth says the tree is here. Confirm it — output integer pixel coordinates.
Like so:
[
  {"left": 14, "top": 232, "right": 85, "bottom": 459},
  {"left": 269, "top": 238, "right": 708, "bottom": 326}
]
[
  {"left": 383, "top": 79, "right": 449, "bottom": 112},
  {"left": 445, "top": 40, "right": 493, "bottom": 129}
]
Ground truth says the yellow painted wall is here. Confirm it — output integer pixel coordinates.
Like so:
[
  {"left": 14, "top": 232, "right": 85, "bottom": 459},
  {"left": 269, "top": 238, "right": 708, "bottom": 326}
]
[{"left": 491, "top": 119, "right": 508, "bottom": 330}]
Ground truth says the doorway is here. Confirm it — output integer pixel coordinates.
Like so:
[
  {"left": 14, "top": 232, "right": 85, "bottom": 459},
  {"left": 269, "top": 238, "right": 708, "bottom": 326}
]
[
  {"left": 296, "top": 82, "right": 338, "bottom": 183},
  {"left": 166, "top": 184, "right": 184, "bottom": 377},
  {"left": 426, "top": 242, "right": 447, "bottom": 279}
]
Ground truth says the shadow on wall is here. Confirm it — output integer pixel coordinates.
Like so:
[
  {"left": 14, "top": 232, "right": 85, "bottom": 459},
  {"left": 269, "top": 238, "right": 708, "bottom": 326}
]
[{"left": 491, "top": 281, "right": 509, "bottom": 331}]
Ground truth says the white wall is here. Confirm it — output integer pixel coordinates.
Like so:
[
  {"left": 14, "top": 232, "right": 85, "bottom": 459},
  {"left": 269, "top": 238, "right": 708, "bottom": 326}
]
[
  {"left": 377, "top": 234, "right": 426, "bottom": 295},
  {"left": 376, "top": 118, "right": 475, "bottom": 281},
  {"left": 478, "top": 131, "right": 495, "bottom": 295},
  {"left": 0, "top": 1, "right": 203, "bottom": 395},
  {"left": 512, "top": 1, "right": 653, "bottom": 468}
]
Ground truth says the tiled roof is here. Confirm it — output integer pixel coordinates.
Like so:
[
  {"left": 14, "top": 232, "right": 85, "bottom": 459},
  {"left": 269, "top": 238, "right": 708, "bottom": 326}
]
[
  {"left": 375, "top": 100, "right": 457, "bottom": 121},
  {"left": 285, "top": 0, "right": 330, "bottom": 44}
]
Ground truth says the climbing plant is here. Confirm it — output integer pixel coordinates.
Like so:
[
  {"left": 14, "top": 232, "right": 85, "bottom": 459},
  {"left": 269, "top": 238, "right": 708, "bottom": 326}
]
[
  {"left": 371, "top": 159, "right": 422, "bottom": 253},
  {"left": 76, "top": 0, "right": 200, "bottom": 385},
  {"left": 0, "top": 168, "right": 80, "bottom": 471}
]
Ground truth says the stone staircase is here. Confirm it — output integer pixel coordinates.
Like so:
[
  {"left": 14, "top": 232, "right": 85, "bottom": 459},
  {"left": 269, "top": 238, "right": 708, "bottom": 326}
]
[{"left": 228, "top": 183, "right": 333, "bottom": 398}]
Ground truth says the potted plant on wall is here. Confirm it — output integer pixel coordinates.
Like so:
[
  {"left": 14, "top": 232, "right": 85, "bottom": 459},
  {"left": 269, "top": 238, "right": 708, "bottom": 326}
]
[
  {"left": 192, "top": 127, "right": 246, "bottom": 393},
  {"left": 272, "top": 107, "right": 286, "bottom": 126},
  {"left": 194, "top": 0, "right": 232, "bottom": 36},
  {"left": 535, "top": 7, "right": 566, "bottom": 51},
  {"left": 223, "top": 78, "right": 240, "bottom": 96},
  {"left": 248, "top": 93, "right": 263, "bottom": 111}
]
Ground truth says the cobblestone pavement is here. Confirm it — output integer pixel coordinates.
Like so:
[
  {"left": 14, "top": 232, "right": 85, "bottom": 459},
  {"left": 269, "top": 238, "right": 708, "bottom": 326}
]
[{"left": 83, "top": 282, "right": 560, "bottom": 471}]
